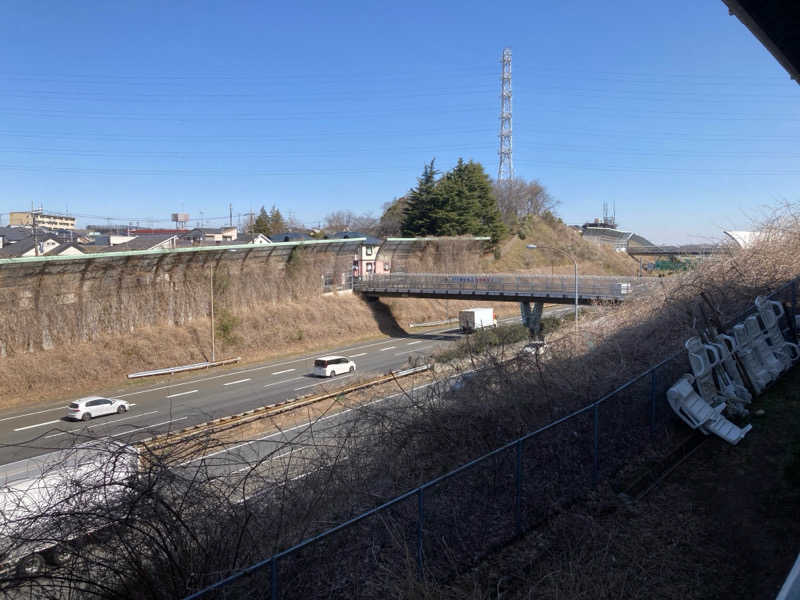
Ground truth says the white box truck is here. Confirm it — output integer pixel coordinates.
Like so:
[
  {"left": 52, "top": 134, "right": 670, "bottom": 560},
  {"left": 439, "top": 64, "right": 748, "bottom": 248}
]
[
  {"left": 458, "top": 308, "right": 497, "bottom": 333},
  {"left": 0, "top": 440, "right": 139, "bottom": 576}
]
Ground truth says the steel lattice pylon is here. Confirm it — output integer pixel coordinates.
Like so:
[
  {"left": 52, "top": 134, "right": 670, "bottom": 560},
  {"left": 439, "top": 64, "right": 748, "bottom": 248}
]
[{"left": 498, "top": 47, "right": 513, "bottom": 182}]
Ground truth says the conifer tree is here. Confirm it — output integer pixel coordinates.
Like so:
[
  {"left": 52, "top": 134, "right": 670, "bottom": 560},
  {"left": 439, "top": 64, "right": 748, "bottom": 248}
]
[{"left": 401, "top": 159, "right": 440, "bottom": 237}]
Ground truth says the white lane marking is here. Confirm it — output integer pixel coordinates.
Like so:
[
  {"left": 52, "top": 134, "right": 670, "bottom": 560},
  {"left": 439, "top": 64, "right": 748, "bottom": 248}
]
[
  {"left": 294, "top": 374, "right": 352, "bottom": 391},
  {"left": 116, "top": 336, "right": 440, "bottom": 399},
  {"left": 188, "top": 380, "right": 439, "bottom": 466},
  {"left": 264, "top": 376, "right": 305, "bottom": 388},
  {"left": 232, "top": 448, "right": 297, "bottom": 474},
  {"left": 379, "top": 346, "right": 396, "bottom": 351},
  {"left": 167, "top": 389, "right": 198, "bottom": 398},
  {"left": 348, "top": 352, "right": 367, "bottom": 358},
  {"left": 110, "top": 416, "right": 187, "bottom": 437},
  {"left": 14, "top": 419, "right": 61, "bottom": 432},
  {"left": 407, "top": 340, "right": 423, "bottom": 345},
  {"left": 44, "top": 411, "right": 159, "bottom": 438},
  {"left": 224, "top": 378, "right": 251, "bottom": 386},
  {"left": 395, "top": 347, "right": 430, "bottom": 356},
  {"left": 0, "top": 406, "right": 66, "bottom": 423},
  {"left": 271, "top": 369, "right": 295, "bottom": 375}
]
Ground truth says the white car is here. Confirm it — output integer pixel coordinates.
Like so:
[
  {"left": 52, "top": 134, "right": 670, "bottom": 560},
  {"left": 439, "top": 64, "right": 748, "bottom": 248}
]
[
  {"left": 313, "top": 356, "right": 356, "bottom": 378},
  {"left": 65, "top": 396, "right": 130, "bottom": 421}
]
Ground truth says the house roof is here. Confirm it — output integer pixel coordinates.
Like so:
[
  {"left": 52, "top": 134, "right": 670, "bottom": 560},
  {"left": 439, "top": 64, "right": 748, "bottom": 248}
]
[
  {"left": 0, "top": 235, "right": 59, "bottom": 257},
  {"left": 191, "top": 227, "right": 237, "bottom": 235},
  {"left": 44, "top": 242, "right": 87, "bottom": 256},
  {"left": 0, "top": 227, "right": 47, "bottom": 243},
  {"left": 233, "top": 233, "right": 271, "bottom": 243},
  {"left": 104, "top": 234, "right": 177, "bottom": 251},
  {"left": 270, "top": 231, "right": 313, "bottom": 242}
]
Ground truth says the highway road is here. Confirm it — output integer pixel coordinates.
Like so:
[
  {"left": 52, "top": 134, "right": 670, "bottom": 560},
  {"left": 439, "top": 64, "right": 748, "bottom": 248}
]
[{"left": 0, "top": 307, "right": 571, "bottom": 468}]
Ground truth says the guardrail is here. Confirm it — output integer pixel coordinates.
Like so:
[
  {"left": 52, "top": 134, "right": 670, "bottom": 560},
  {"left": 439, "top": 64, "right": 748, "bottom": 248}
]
[
  {"left": 127, "top": 357, "right": 241, "bottom": 379},
  {"left": 140, "top": 365, "right": 431, "bottom": 449},
  {"left": 184, "top": 277, "right": 799, "bottom": 600},
  {"left": 355, "top": 272, "right": 653, "bottom": 301}
]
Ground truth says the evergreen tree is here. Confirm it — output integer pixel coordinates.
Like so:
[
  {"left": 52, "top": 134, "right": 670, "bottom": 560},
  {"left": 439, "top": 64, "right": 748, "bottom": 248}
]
[
  {"left": 401, "top": 159, "right": 440, "bottom": 237},
  {"left": 267, "top": 205, "right": 286, "bottom": 234},
  {"left": 252, "top": 207, "right": 270, "bottom": 235},
  {"left": 400, "top": 158, "right": 506, "bottom": 243}
]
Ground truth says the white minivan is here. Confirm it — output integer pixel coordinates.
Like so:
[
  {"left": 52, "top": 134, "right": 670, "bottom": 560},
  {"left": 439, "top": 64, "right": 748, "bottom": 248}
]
[{"left": 313, "top": 356, "right": 356, "bottom": 377}]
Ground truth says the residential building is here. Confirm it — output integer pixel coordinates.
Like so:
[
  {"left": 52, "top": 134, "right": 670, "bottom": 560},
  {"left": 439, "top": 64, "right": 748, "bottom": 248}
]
[
  {"left": 330, "top": 232, "right": 389, "bottom": 278},
  {"left": 0, "top": 235, "right": 61, "bottom": 258},
  {"left": 188, "top": 227, "right": 238, "bottom": 243},
  {"left": 9, "top": 212, "right": 76, "bottom": 230},
  {"left": 99, "top": 234, "right": 179, "bottom": 251},
  {"left": 91, "top": 234, "right": 136, "bottom": 246},
  {"left": 44, "top": 243, "right": 87, "bottom": 257},
  {"left": 269, "top": 231, "right": 313, "bottom": 242}
]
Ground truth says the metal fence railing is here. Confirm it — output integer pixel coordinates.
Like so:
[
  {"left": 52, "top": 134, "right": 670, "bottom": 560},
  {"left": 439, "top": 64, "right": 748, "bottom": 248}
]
[
  {"left": 184, "top": 277, "right": 799, "bottom": 600},
  {"left": 354, "top": 272, "right": 655, "bottom": 301}
]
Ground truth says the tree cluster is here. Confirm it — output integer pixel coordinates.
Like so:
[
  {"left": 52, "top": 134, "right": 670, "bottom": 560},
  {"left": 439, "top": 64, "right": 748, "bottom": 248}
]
[
  {"left": 400, "top": 159, "right": 506, "bottom": 243},
  {"left": 322, "top": 210, "right": 379, "bottom": 235},
  {"left": 492, "top": 177, "right": 558, "bottom": 230},
  {"left": 252, "top": 205, "right": 287, "bottom": 237}
]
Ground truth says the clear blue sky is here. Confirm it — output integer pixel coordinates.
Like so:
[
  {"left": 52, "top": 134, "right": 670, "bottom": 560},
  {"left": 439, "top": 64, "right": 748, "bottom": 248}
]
[{"left": 1, "top": 1, "right": 798, "bottom": 243}]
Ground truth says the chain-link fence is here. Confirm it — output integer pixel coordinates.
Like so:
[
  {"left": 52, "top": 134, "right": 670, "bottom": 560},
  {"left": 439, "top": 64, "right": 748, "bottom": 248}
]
[{"left": 185, "top": 279, "right": 799, "bottom": 600}]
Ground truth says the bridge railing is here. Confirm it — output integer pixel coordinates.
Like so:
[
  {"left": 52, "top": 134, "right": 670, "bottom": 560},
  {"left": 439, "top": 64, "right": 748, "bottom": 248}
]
[{"left": 355, "top": 272, "right": 652, "bottom": 299}]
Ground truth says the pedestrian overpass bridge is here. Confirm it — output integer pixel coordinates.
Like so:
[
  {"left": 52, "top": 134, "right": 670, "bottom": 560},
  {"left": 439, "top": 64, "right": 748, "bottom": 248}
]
[
  {"left": 354, "top": 273, "right": 649, "bottom": 304},
  {"left": 354, "top": 273, "right": 654, "bottom": 337}
]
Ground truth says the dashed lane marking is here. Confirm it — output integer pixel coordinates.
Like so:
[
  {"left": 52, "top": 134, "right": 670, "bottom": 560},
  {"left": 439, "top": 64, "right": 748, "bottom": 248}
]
[
  {"left": 167, "top": 389, "right": 198, "bottom": 398},
  {"left": 14, "top": 420, "right": 60, "bottom": 432}
]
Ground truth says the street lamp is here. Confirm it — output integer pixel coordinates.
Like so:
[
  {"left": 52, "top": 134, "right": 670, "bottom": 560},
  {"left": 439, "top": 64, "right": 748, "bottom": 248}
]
[{"left": 527, "top": 244, "right": 579, "bottom": 328}]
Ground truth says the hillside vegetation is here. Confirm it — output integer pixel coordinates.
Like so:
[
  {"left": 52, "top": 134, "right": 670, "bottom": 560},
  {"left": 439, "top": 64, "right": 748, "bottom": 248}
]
[
  {"left": 0, "top": 216, "right": 636, "bottom": 407},
  {"left": 6, "top": 206, "right": 799, "bottom": 599}
]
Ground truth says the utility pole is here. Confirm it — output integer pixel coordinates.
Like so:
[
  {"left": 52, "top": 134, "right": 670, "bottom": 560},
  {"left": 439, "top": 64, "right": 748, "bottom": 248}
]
[
  {"left": 32, "top": 209, "right": 39, "bottom": 256},
  {"left": 498, "top": 47, "right": 513, "bottom": 182},
  {"left": 210, "top": 269, "right": 216, "bottom": 362},
  {"left": 229, "top": 203, "right": 233, "bottom": 227}
]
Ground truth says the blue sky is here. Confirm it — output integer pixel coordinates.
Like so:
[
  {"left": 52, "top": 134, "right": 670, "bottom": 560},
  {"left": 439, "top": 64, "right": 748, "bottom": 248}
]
[{"left": 1, "top": 1, "right": 798, "bottom": 243}]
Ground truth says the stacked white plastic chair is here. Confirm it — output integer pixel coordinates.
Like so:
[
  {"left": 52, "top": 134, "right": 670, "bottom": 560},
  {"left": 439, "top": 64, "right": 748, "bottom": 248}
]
[
  {"left": 755, "top": 296, "right": 800, "bottom": 369},
  {"left": 710, "top": 333, "right": 752, "bottom": 405},
  {"left": 731, "top": 320, "right": 776, "bottom": 394},
  {"left": 666, "top": 375, "right": 752, "bottom": 445},
  {"left": 667, "top": 294, "right": 798, "bottom": 445},
  {"left": 684, "top": 336, "right": 750, "bottom": 416}
]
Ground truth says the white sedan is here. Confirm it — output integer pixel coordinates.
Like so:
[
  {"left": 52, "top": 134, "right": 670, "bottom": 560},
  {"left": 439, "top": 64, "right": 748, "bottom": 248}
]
[{"left": 65, "top": 396, "right": 131, "bottom": 421}]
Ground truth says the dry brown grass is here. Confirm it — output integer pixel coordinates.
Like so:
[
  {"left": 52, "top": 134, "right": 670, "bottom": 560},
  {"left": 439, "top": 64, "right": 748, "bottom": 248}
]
[
  {"left": 0, "top": 217, "right": 635, "bottom": 410},
  {"left": 7, "top": 207, "right": 800, "bottom": 599}
]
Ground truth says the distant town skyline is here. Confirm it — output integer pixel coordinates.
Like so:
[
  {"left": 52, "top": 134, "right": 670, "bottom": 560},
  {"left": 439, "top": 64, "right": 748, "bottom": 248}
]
[{"left": 1, "top": 1, "right": 799, "bottom": 244}]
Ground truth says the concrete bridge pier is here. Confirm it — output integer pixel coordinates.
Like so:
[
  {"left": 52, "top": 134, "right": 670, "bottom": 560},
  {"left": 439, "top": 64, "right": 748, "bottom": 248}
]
[{"left": 520, "top": 301, "right": 544, "bottom": 340}]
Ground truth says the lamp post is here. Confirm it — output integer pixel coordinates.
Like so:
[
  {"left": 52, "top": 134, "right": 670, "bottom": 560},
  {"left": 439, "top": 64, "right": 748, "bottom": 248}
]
[{"left": 527, "top": 244, "right": 579, "bottom": 328}]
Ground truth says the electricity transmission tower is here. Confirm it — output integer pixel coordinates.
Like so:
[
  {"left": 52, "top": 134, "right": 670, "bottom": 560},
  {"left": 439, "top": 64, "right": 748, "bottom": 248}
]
[{"left": 498, "top": 47, "right": 513, "bottom": 182}]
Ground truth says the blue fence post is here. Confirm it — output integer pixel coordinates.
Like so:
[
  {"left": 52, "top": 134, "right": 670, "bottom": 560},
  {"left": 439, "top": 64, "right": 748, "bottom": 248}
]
[
  {"left": 514, "top": 440, "right": 523, "bottom": 536},
  {"left": 592, "top": 404, "right": 600, "bottom": 486},
  {"left": 417, "top": 488, "right": 425, "bottom": 580},
  {"left": 271, "top": 557, "right": 279, "bottom": 600},
  {"left": 649, "top": 369, "right": 657, "bottom": 437}
]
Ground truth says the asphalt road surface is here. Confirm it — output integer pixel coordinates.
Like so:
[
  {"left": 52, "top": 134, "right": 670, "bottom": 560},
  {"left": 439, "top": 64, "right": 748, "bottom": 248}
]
[{"left": 0, "top": 309, "right": 569, "bottom": 468}]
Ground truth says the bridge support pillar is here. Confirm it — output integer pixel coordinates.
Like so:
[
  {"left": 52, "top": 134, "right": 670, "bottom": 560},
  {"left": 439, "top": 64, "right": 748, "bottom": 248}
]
[{"left": 520, "top": 301, "right": 544, "bottom": 340}]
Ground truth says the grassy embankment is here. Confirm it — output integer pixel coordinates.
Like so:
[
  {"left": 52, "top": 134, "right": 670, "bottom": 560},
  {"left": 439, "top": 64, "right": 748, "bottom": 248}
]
[{"left": 0, "top": 216, "right": 637, "bottom": 408}]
